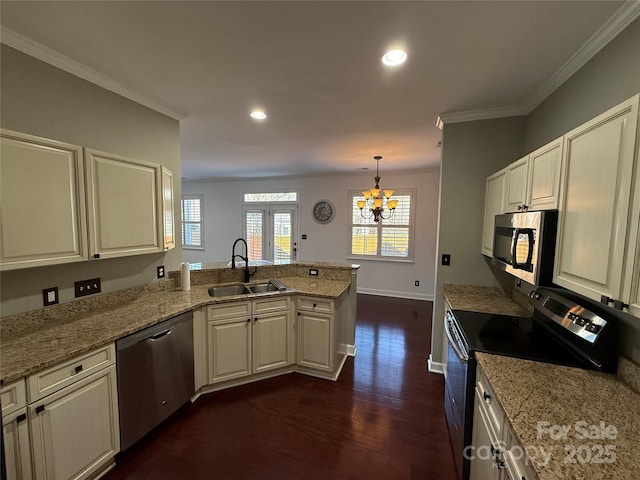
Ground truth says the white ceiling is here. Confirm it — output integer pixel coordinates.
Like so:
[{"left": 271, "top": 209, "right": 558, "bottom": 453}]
[{"left": 0, "top": 1, "right": 634, "bottom": 180}]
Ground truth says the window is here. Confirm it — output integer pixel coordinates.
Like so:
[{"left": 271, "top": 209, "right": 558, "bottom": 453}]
[
  {"left": 244, "top": 192, "right": 297, "bottom": 202},
  {"left": 182, "top": 194, "right": 203, "bottom": 249},
  {"left": 349, "top": 189, "right": 415, "bottom": 260}
]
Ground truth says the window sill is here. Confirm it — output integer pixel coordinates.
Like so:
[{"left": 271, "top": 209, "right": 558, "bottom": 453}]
[
  {"left": 346, "top": 256, "right": 414, "bottom": 264},
  {"left": 183, "top": 246, "right": 205, "bottom": 251}
]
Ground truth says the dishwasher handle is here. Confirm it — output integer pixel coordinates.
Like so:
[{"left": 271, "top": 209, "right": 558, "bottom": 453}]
[{"left": 147, "top": 329, "right": 173, "bottom": 341}]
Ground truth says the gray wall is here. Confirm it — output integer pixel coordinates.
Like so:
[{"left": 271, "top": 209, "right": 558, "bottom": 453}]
[
  {"left": 0, "top": 45, "right": 182, "bottom": 316},
  {"left": 182, "top": 168, "right": 440, "bottom": 300},
  {"left": 430, "top": 117, "right": 526, "bottom": 364},
  {"left": 525, "top": 18, "right": 640, "bottom": 152}
]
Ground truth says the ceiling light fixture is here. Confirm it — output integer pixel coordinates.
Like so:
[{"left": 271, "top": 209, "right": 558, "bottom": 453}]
[
  {"left": 357, "top": 156, "right": 398, "bottom": 223},
  {"left": 381, "top": 49, "right": 407, "bottom": 66},
  {"left": 250, "top": 111, "right": 267, "bottom": 120}
]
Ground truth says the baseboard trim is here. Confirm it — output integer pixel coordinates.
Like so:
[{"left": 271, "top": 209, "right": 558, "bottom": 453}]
[
  {"left": 428, "top": 354, "right": 444, "bottom": 375},
  {"left": 356, "top": 288, "right": 434, "bottom": 301}
]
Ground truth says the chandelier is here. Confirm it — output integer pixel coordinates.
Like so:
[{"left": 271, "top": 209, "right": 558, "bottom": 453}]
[{"left": 357, "top": 155, "right": 398, "bottom": 222}]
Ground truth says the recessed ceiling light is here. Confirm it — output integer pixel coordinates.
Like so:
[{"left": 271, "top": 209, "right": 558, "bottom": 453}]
[
  {"left": 381, "top": 49, "right": 407, "bottom": 66},
  {"left": 250, "top": 111, "right": 267, "bottom": 120}
]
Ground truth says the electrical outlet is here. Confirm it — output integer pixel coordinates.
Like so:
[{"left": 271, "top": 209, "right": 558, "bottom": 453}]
[
  {"left": 157, "top": 265, "right": 165, "bottom": 278},
  {"left": 309, "top": 268, "right": 319, "bottom": 276},
  {"left": 415, "top": 280, "right": 420, "bottom": 287},
  {"left": 42, "top": 287, "right": 59, "bottom": 306},
  {"left": 442, "top": 254, "right": 451, "bottom": 266},
  {"left": 75, "top": 278, "right": 101, "bottom": 298}
]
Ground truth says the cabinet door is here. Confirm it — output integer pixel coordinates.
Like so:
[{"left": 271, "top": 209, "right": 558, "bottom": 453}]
[
  {"left": 470, "top": 399, "right": 502, "bottom": 480},
  {"left": 85, "top": 149, "right": 162, "bottom": 259},
  {"left": 503, "top": 156, "right": 528, "bottom": 213},
  {"left": 207, "top": 317, "right": 252, "bottom": 383},
  {"left": 482, "top": 169, "right": 506, "bottom": 256},
  {"left": 3, "top": 409, "right": 32, "bottom": 480},
  {"left": 161, "top": 166, "right": 175, "bottom": 251},
  {"left": 30, "top": 365, "right": 120, "bottom": 480},
  {"left": 297, "top": 312, "right": 332, "bottom": 371},
  {"left": 0, "top": 130, "right": 87, "bottom": 270},
  {"left": 526, "top": 137, "right": 563, "bottom": 210},
  {"left": 554, "top": 96, "right": 639, "bottom": 302},
  {"left": 253, "top": 312, "right": 290, "bottom": 373}
]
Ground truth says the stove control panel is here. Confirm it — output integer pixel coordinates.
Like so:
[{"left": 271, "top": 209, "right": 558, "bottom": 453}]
[{"left": 528, "top": 289, "right": 607, "bottom": 344}]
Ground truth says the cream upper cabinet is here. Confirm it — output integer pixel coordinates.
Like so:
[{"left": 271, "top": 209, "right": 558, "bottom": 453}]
[
  {"left": 503, "top": 156, "right": 529, "bottom": 213},
  {"left": 0, "top": 130, "right": 87, "bottom": 270},
  {"left": 85, "top": 149, "right": 163, "bottom": 259},
  {"left": 481, "top": 169, "right": 507, "bottom": 256},
  {"left": 526, "top": 137, "right": 563, "bottom": 210},
  {"left": 161, "top": 166, "right": 176, "bottom": 251},
  {"left": 554, "top": 95, "right": 639, "bottom": 305}
]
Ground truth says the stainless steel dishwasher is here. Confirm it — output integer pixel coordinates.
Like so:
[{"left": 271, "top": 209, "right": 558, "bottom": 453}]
[{"left": 116, "top": 310, "right": 194, "bottom": 450}]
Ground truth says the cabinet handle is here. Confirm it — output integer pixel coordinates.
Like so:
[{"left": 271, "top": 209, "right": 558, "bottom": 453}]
[
  {"left": 93, "top": 253, "right": 101, "bottom": 259},
  {"left": 75, "top": 364, "right": 83, "bottom": 374},
  {"left": 16, "top": 413, "right": 27, "bottom": 424},
  {"left": 313, "top": 303, "right": 317, "bottom": 308},
  {"left": 247, "top": 318, "right": 251, "bottom": 323},
  {"left": 297, "top": 312, "right": 300, "bottom": 316},
  {"left": 517, "top": 205, "right": 523, "bottom": 210},
  {"left": 483, "top": 391, "right": 491, "bottom": 401},
  {"left": 35, "top": 405, "right": 45, "bottom": 414},
  {"left": 613, "top": 300, "right": 629, "bottom": 310},
  {"left": 254, "top": 317, "right": 258, "bottom": 322}
]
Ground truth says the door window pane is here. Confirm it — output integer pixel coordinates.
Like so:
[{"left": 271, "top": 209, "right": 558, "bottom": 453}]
[
  {"left": 245, "top": 211, "right": 263, "bottom": 260},
  {"left": 273, "top": 212, "right": 292, "bottom": 264}
]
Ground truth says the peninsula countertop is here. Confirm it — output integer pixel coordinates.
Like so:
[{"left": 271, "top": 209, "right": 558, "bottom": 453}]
[
  {"left": 0, "top": 276, "right": 350, "bottom": 385},
  {"left": 477, "top": 352, "right": 640, "bottom": 480}
]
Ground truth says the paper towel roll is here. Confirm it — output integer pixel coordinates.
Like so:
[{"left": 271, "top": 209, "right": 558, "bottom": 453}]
[{"left": 181, "top": 262, "right": 191, "bottom": 291}]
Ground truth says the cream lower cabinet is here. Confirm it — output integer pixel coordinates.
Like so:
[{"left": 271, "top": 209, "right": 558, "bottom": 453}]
[
  {"left": 28, "top": 345, "right": 119, "bottom": 480},
  {"left": 0, "top": 130, "right": 87, "bottom": 271},
  {"left": 1, "top": 380, "right": 32, "bottom": 480},
  {"left": 207, "top": 297, "right": 292, "bottom": 384},
  {"left": 554, "top": 95, "right": 639, "bottom": 305},
  {"left": 297, "top": 296, "right": 334, "bottom": 372}
]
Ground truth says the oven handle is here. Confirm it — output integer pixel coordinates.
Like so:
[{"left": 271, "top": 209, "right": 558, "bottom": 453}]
[{"left": 444, "top": 314, "right": 469, "bottom": 363}]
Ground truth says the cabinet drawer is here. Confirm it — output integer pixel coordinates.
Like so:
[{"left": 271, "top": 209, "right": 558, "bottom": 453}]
[
  {"left": 28, "top": 344, "right": 115, "bottom": 402},
  {"left": 253, "top": 296, "right": 290, "bottom": 315},
  {"left": 476, "top": 366, "right": 505, "bottom": 439},
  {"left": 208, "top": 301, "right": 251, "bottom": 321},
  {"left": 298, "top": 296, "right": 333, "bottom": 314},
  {"left": 1, "top": 379, "right": 27, "bottom": 416}
]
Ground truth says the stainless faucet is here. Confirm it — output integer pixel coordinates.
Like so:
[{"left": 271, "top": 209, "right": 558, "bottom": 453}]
[{"left": 231, "top": 238, "right": 256, "bottom": 283}]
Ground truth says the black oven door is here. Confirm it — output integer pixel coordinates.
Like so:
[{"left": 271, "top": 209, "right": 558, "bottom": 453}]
[{"left": 444, "top": 314, "right": 475, "bottom": 480}]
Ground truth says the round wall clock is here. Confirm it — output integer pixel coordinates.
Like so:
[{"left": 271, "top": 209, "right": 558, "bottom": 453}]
[{"left": 312, "top": 200, "right": 335, "bottom": 224}]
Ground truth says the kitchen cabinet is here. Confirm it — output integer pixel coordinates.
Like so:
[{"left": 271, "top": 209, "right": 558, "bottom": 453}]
[
  {"left": 207, "top": 297, "right": 292, "bottom": 384},
  {"left": 28, "top": 345, "right": 119, "bottom": 480},
  {"left": 1, "top": 380, "right": 32, "bottom": 480},
  {"left": 85, "top": 149, "right": 163, "bottom": 259},
  {"left": 503, "top": 137, "right": 562, "bottom": 213},
  {"left": 554, "top": 95, "right": 639, "bottom": 306},
  {"left": 161, "top": 166, "right": 176, "bottom": 251},
  {"left": 481, "top": 169, "right": 507, "bottom": 256},
  {"left": 0, "top": 129, "right": 87, "bottom": 271},
  {"left": 296, "top": 296, "right": 334, "bottom": 372}
]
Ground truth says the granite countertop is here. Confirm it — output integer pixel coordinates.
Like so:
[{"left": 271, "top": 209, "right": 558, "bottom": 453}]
[
  {"left": 477, "top": 352, "right": 640, "bottom": 480},
  {"left": 0, "top": 277, "right": 350, "bottom": 385},
  {"left": 443, "top": 283, "right": 531, "bottom": 316}
]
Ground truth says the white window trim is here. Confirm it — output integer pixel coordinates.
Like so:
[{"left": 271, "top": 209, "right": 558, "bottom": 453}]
[
  {"left": 182, "top": 193, "right": 204, "bottom": 250},
  {"left": 242, "top": 189, "right": 300, "bottom": 203},
  {"left": 347, "top": 188, "right": 416, "bottom": 263}
]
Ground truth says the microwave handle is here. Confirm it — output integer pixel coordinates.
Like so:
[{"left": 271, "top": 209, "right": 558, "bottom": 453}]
[{"left": 512, "top": 228, "right": 535, "bottom": 268}]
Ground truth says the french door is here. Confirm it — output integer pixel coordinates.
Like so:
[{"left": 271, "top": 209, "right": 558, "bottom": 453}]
[{"left": 243, "top": 205, "right": 298, "bottom": 264}]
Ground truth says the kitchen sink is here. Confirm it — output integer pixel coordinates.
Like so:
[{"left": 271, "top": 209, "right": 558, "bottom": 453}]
[
  {"left": 249, "top": 283, "right": 279, "bottom": 293},
  {"left": 208, "top": 284, "right": 251, "bottom": 297}
]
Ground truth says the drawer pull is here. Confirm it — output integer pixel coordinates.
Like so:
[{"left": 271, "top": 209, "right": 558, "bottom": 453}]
[
  {"left": 16, "top": 413, "right": 27, "bottom": 424},
  {"left": 247, "top": 318, "right": 251, "bottom": 323},
  {"left": 75, "top": 364, "right": 83, "bottom": 374},
  {"left": 483, "top": 391, "right": 491, "bottom": 401},
  {"left": 35, "top": 405, "right": 45, "bottom": 414},
  {"left": 313, "top": 303, "right": 317, "bottom": 308}
]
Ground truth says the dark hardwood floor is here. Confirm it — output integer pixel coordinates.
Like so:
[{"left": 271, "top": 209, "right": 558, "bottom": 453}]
[{"left": 105, "top": 295, "right": 457, "bottom": 480}]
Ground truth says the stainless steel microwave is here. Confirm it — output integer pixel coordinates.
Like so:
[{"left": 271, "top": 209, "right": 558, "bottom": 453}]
[{"left": 491, "top": 210, "right": 558, "bottom": 285}]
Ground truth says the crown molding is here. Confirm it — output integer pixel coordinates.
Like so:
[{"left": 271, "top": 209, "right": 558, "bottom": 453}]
[
  {"left": 0, "top": 26, "right": 187, "bottom": 120},
  {"left": 438, "top": 105, "right": 527, "bottom": 125},
  {"left": 438, "top": 1, "right": 640, "bottom": 126},
  {"left": 523, "top": 1, "right": 640, "bottom": 113}
]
